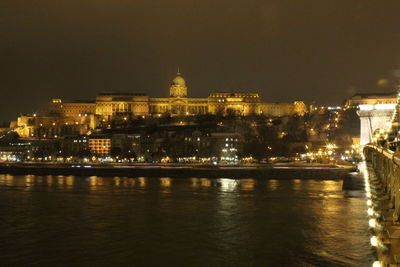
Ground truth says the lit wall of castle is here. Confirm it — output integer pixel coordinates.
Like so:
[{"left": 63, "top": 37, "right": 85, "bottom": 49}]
[{"left": 14, "top": 71, "right": 307, "bottom": 138}]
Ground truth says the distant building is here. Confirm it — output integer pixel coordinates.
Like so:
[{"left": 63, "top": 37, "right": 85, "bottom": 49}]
[
  {"left": 13, "top": 70, "right": 307, "bottom": 139},
  {"left": 88, "top": 135, "right": 111, "bottom": 156},
  {"left": 46, "top": 70, "right": 306, "bottom": 119},
  {"left": 48, "top": 99, "right": 96, "bottom": 117},
  {"left": 210, "top": 132, "right": 242, "bottom": 163},
  {"left": 259, "top": 101, "right": 307, "bottom": 117},
  {"left": 15, "top": 115, "right": 95, "bottom": 139},
  {"left": 95, "top": 93, "right": 149, "bottom": 118}
]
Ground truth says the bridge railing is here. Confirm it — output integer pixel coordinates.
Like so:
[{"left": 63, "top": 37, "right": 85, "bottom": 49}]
[
  {"left": 365, "top": 144, "right": 400, "bottom": 166},
  {"left": 364, "top": 144, "right": 400, "bottom": 222}
]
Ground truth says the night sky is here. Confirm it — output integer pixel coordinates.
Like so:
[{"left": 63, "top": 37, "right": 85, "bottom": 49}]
[{"left": 1, "top": 0, "right": 400, "bottom": 121}]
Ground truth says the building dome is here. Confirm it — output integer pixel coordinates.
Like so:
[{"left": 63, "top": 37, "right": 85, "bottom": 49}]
[
  {"left": 170, "top": 69, "right": 188, "bottom": 97},
  {"left": 172, "top": 73, "right": 186, "bottom": 87}
]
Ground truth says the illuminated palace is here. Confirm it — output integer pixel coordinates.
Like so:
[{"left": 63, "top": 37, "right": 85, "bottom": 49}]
[{"left": 13, "top": 71, "right": 306, "bottom": 138}]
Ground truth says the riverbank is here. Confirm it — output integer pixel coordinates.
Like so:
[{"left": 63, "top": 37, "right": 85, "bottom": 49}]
[{"left": 0, "top": 162, "right": 353, "bottom": 179}]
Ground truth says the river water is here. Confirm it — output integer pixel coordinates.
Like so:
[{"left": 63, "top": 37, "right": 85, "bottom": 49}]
[{"left": 0, "top": 174, "right": 374, "bottom": 266}]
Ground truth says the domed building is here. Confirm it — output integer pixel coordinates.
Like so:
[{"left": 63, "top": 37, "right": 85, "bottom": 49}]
[
  {"left": 170, "top": 71, "right": 187, "bottom": 97},
  {"left": 149, "top": 69, "right": 208, "bottom": 115}
]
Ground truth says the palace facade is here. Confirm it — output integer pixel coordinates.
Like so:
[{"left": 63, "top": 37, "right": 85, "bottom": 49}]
[
  {"left": 13, "top": 71, "right": 307, "bottom": 138},
  {"left": 48, "top": 71, "right": 305, "bottom": 118}
]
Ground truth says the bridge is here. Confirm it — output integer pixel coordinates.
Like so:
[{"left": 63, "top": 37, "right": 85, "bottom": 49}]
[
  {"left": 346, "top": 90, "right": 400, "bottom": 265},
  {"left": 352, "top": 88, "right": 400, "bottom": 265},
  {"left": 346, "top": 92, "right": 398, "bottom": 145},
  {"left": 363, "top": 145, "right": 400, "bottom": 265}
]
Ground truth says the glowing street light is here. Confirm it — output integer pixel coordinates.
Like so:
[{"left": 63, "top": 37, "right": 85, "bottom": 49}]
[
  {"left": 367, "top": 208, "right": 374, "bottom": 216},
  {"left": 370, "top": 236, "right": 378, "bottom": 247},
  {"left": 369, "top": 218, "right": 376, "bottom": 228}
]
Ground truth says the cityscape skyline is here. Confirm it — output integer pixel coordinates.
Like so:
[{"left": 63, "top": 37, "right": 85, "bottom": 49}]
[
  {"left": 2, "top": 1, "right": 400, "bottom": 122},
  {"left": 1, "top": 2, "right": 399, "bottom": 265},
  {"left": 1, "top": 66, "right": 398, "bottom": 122}
]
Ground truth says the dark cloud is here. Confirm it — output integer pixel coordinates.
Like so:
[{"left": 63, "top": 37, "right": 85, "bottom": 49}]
[{"left": 1, "top": 0, "right": 400, "bottom": 121}]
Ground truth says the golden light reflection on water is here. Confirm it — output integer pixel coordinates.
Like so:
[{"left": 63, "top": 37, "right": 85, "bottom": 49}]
[
  {"left": 46, "top": 175, "right": 53, "bottom": 185},
  {"left": 292, "top": 179, "right": 302, "bottom": 191},
  {"left": 304, "top": 180, "right": 348, "bottom": 251},
  {"left": 239, "top": 178, "right": 256, "bottom": 191},
  {"left": 114, "top": 177, "right": 137, "bottom": 187},
  {"left": 190, "top": 178, "right": 212, "bottom": 188},
  {"left": 41, "top": 175, "right": 75, "bottom": 188},
  {"left": 66, "top": 176, "right": 74, "bottom": 186},
  {"left": 89, "top": 176, "right": 99, "bottom": 187},
  {"left": 0, "top": 175, "right": 65, "bottom": 187},
  {"left": 190, "top": 178, "right": 199, "bottom": 187},
  {"left": 0, "top": 174, "right": 13, "bottom": 186},
  {"left": 114, "top": 177, "right": 124, "bottom": 186},
  {"left": 12, "top": 175, "right": 27, "bottom": 187},
  {"left": 33, "top": 176, "right": 41, "bottom": 185},
  {"left": 321, "top": 180, "right": 339, "bottom": 192},
  {"left": 57, "top": 176, "right": 65, "bottom": 185},
  {"left": 160, "top": 177, "right": 171, "bottom": 187},
  {"left": 25, "top": 175, "right": 32, "bottom": 185},
  {"left": 201, "top": 178, "right": 211, "bottom": 187},
  {"left": 160, "top": 177, "right": 172, "bottom": 194},
  {"left": 89, "top": 176, "right": 122, "bottom": 190},
  {"left": 268, "top": 179, "right": 279, "bottom": 191},
  {"left": 137, "top": 177, "right": 146, "bottom": 188}
]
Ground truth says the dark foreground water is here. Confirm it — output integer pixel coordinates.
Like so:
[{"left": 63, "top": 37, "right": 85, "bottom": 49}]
[{"left": 0, "top": 174, "right": 374, "bottom": 266}]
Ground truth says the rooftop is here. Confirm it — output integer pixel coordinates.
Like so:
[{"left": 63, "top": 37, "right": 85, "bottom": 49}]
[
  {"left": 97, "top": 92, "right": 147, "bottom": 96},
  {"left": 350, "top": 92, "right": 397, "bottom": 99}
]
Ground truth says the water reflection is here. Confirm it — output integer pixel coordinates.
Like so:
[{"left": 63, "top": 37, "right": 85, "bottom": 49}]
[
  {"left": 126, "top": 177, "right": 136, "bottom": 187},
  {"left": 57, "top": 176, "right": 65, "bottom": 186},
  {"left": 160, "top": 177, "right": 172, "bottom": 194},
  {"left": 66, "top": 176, "right": 74, "bottom": 186},
  {"left": 268, "top": 179, "right": 279, "bottom": 191},
  {"left": 306, "top": 180, "right": 366, "bottom": 262},
  {"left": 137, "top": 177, "right": 146, "bottom": 188},
  {"left": 190, "top": 177, "right": 212, "bottom": 188},
  {"left": 35, "top": 176, "right": 44, "bottom": 185},
  {"left": 25, "top": 175, "right": 33, "bottom": 187},
  {"left": 321, "top": 180, "right": 338, "bottom": 192},
  {"left": 89, "top": 176, "right": 99, "bottom": 187},
  {"left": 201, "top": 178, "right": 211, "bottom": 187},
  {"left": 160, "top": 177, "right": 171, "bottom": 187},
  {"left": 0, "top": 174, "right": 13, "bottom": 186},
  {"left": 239, "top": 178, "right": 256, "bottom": 191},
  {"left": 114, "top": 176, "right": 121, "bottom": 186},
  {"left": 190, "top": 178, "right": 199, "bottom": 187},
  {"left": 293, "top": 179, "right": 302, "bottom": 191},
  {"left": 219, "top": 178, "right": 238, "bottom": 192},
  {"left": 114, "top": 177, "right": 132, "bottom": 187},
  {"left": 46, "top": 175, "right": 53, "bottom": 185},
  {"left": 0, "top": 175, "right": 155, "bottom": 190},
  {"left": 0, "top": 174, "right": 373, "bottom": 266}
]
